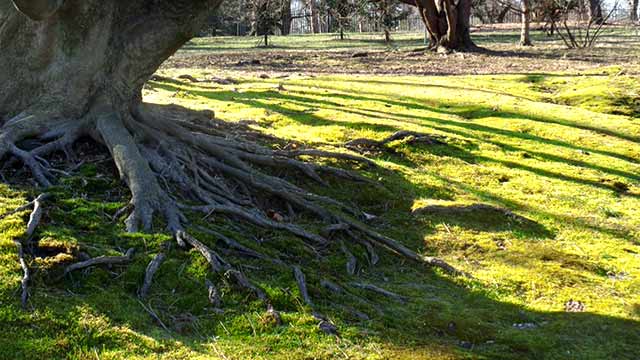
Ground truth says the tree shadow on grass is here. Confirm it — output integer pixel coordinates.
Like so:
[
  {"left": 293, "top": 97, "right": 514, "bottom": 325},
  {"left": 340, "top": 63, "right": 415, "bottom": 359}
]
[
  {"left": 413, "top": 203, "right": 554, "bottom": 238},
  {"left": 339, "top": 78, "right": 640, "bottom": 144},
  {"left": 148, "top": 80, "right": 639, "bottom": 201}
]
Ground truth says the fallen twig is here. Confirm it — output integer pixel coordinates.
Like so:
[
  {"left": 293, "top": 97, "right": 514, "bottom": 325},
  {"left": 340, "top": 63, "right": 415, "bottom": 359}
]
[
  {"left": 350, "top": 282, "right": 409, "bottom": 303},
  {"left": 137, "top": 299, "right": 171, "bottom": 332}
]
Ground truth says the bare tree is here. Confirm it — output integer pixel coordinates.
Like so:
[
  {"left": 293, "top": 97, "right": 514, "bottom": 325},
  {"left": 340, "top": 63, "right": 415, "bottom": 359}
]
[
  {"left": 493, "top": 0, "right": 533, "bottom": 45},
  {"left": 553, "top": 0, "right": 617, "bottom": 48},
  {"left": 309, "top": 0, "right": 322, "bottom": 32},
  {"left": 249, "top": 0, "right": 283, "bottom": 45},
  {"left": 328, "top": 0, "right": 359, "bottom": 39},
  {"left": 281, "top": 0, "right": 293, "bottom": 34},
  {"left": 587, "top": 0, "right": 603, "bottom": 24}
]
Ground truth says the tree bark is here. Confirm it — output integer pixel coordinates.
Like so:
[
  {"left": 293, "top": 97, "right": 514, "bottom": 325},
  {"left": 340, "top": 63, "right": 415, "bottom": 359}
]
[
  {"left": 309, "top": 0, "right": 320, "bottom": 33},
  {"left": 0, "top": 0, "right": 216, "bottom": 121},
  {"left": 280, "top": 0, "right": 292, "bottom": 35},
  {"left": 496, "top": 5, "right": 511, "bottom": 23},
  {"left": 630, "top": 0, "right": 638, "bottom": 22},
  {"left": 413, "top": 0, "right": 478, "bottom": 51},
  {"left": 587, "top": 0, "right": 603, "bottom": 24},
  {"left": 520, "top": 0, "right": 532, "bottom": 46}
]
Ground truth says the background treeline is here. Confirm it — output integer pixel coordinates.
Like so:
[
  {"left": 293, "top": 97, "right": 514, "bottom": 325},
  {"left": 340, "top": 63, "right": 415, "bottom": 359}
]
[{"left": 202, "top": 0, "right": 637, "bottom": 37}]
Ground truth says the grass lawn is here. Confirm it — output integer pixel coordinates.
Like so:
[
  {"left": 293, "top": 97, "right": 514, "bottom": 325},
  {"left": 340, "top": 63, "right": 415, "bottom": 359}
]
[{"left": 0, "top": 31, "right": 639, "bottom": 359}]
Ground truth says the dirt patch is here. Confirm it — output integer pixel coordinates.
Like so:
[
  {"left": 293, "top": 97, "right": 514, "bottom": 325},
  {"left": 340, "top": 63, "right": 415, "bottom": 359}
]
[{"left": 164, "top": 29, "right": 640, "bottom": 76}]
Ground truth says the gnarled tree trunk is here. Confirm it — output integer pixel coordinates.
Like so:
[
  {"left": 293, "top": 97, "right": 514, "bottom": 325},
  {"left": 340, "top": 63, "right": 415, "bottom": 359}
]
[
  {"left": 411, "top": 0, "right": 478, "bottom": 51},
  {"left": 0, "top": 0, "right": 218, "bottom": 231},
  {"left": 1, "top": 0, "right": 461, "bottom": 310},
  {"left": 1, "top": 0, "right": 214, "bottom": 122}
]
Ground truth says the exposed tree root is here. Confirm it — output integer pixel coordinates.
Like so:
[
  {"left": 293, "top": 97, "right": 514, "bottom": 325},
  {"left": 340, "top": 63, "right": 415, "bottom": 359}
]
[
  {"left": 1, "top": 102, "right": 465, "bottom": 323},
  {"left": 3, "top": 193, "right": 50, "bottom": 310},
  {"left": 140, "top": 253, "right": 166, "bottom": 299},
  {"left": 294, "top": 266, "right": 314, "bottom": 307},
  {"left": 351, "top": 282, "right": 409, "bottom": 303},
  {"left": 293, "top": 266, "right": 338, "bottom": 335},
  {"left": 137, "top": 299, "right": 171, "bottom": 333},
  {"left": 340, "top": 241, "right": 357, "bottom": 275},
  {"left": 0, "top": 193, "right": 49, "bottom": 221},
  {"left": 205, "top": 279, "right": 222, "bottom": 308},
  {"left": 63, "top": 248, "right": 135, "bottom": 276},
  {"left": 25, "top": 193, "right": 47, "bottom": 241},
  {"left": 16, "top": 241, "right": 30, "bottom": 310}
]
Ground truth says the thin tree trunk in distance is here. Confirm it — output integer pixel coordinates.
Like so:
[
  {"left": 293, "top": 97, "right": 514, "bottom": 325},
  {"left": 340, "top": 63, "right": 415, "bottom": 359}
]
[
  {"left": 588, "top": 0, "right": 603, "bottom": 24},
  {"left": 281, "top": 0, "right": 292, "bottom": 35},
  {"left": 630, "top": 0, "right": 638, "bottom": 22},
  {"left": 520, "top": 0, "right": 532, "bottom": 46}
]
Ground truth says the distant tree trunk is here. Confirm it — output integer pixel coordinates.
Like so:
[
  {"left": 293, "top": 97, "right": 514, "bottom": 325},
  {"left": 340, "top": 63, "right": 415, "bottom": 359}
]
[
  {"left": 251, "top": 7, "right": 258, "bottom": 34},
  {"left": 587, "top": 0, "right": 603, "bottom": 23},
  {"left": 630, "top": 0, "right": 639, "bottom": 22},
  {"left": 281, "top": 0, "right": 292, "bottom": 35},
  {"left": 520, "top": 0, "right": 532, "bottom": 46},
  {"left": 264, "top": 33, "right": 269, "bottom": 46},
  {"left": 384, "top": 28, "right": 391, "bottom": 42},
  {"left": 415, "top": 0, "right": 478, "bottom": 51},
  {"left": 310, "top": 0, "right": 320, "bottom": 32},
  {"left": 496, "top": 5, "right": 511, "bottom": 22}
]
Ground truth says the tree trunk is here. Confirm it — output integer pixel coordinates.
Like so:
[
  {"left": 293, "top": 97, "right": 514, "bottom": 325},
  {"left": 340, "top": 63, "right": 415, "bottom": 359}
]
[
  {"left": 415, "top": 0, "right": 478, "bottom": 51},
  {"left": 280, "top": 0, "right": 292, "bottom": 35},
  {"left": 309, "top": 0, "right": 320, "bottom": 33},
  {"left": 587, "top": 0, "right": 603, "bottom": 24},
  {"left": 630, "top": 0, "right": 638, "bottom": 22},
  {"left": 0, "top": 0, "right": 218, "bottom": 230},
  {"left": 0, "top": 0, "right": 216, "bottom": 122},
  {"left": 520, "top": 0, "right": 532, "bottom": 46},
  {"left": 496, "top": 5, "right": 511, "bottom": 23}
]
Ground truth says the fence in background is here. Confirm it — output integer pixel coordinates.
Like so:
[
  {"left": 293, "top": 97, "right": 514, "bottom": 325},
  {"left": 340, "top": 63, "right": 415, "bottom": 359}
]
[{"left": 288, "top": 6, "right": 636, "bottom": 35}]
